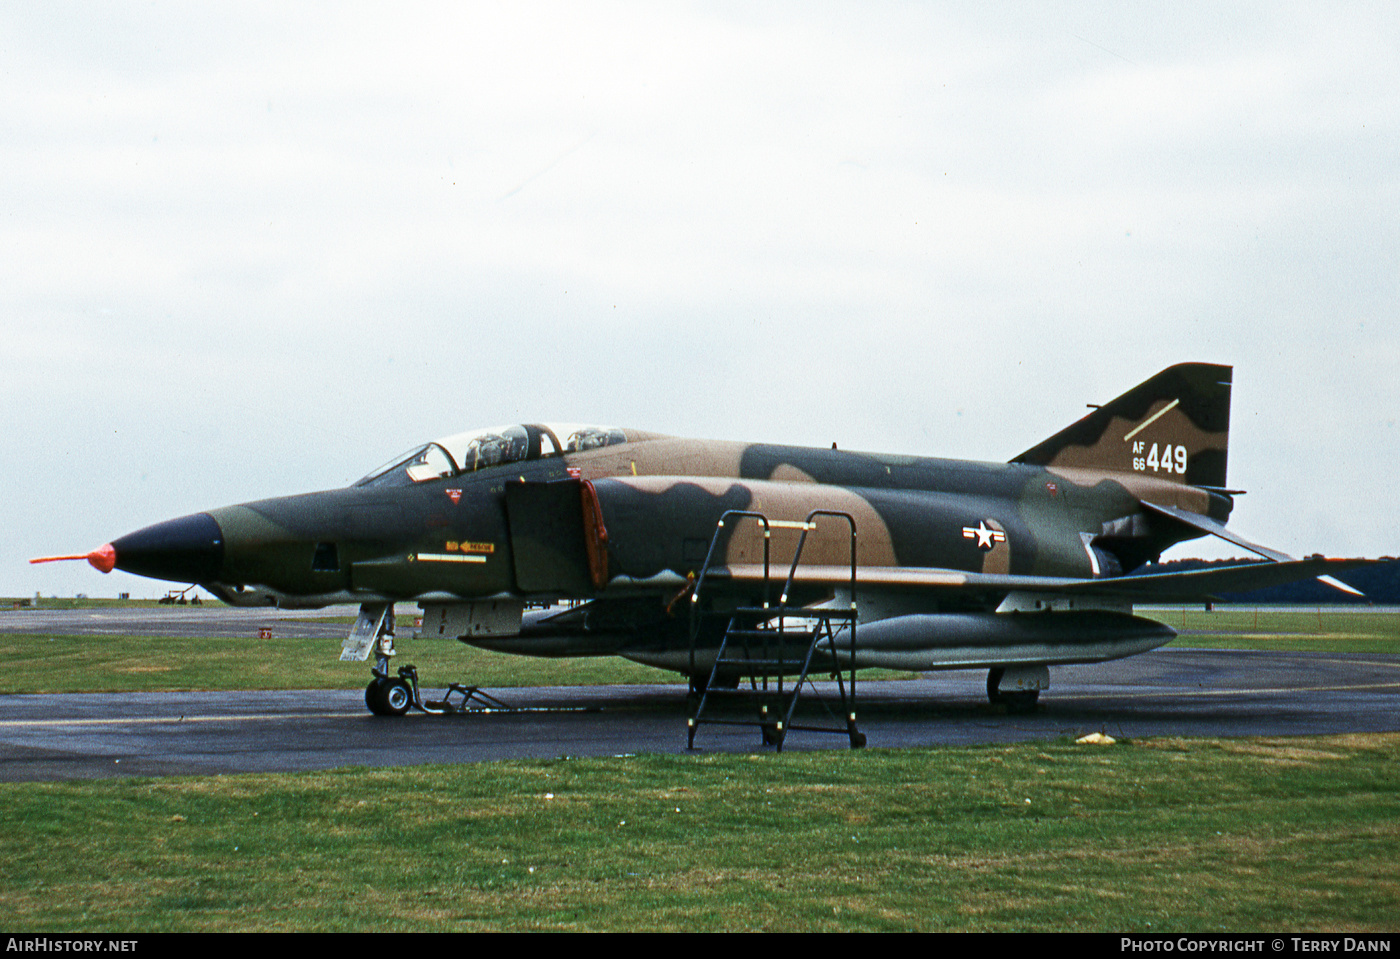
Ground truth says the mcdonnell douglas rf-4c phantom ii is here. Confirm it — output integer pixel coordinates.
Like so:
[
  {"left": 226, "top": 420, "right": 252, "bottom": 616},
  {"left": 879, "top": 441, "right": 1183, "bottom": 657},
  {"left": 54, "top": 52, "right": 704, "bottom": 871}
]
[{"left": 35, "top": 363, "right": 1377, "bottom": 748}]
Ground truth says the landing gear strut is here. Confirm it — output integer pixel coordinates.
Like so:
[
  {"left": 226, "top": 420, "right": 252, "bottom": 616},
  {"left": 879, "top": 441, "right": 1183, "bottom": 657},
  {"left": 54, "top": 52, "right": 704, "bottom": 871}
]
[{"left": 364, "top": 606, "right": 412, "bottom": 716}]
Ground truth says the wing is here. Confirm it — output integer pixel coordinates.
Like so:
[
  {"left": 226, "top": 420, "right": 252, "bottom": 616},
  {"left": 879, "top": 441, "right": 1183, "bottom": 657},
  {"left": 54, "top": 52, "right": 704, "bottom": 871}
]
[{"left": 710, "top": 556, "right": 1379, "bottom": 604}]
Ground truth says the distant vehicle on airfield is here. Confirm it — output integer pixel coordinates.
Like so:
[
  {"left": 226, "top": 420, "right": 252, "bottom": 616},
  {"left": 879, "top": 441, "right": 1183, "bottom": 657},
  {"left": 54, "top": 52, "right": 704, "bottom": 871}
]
[{"left": 34, "top": 363, "right": 1377, "bottom": 747}]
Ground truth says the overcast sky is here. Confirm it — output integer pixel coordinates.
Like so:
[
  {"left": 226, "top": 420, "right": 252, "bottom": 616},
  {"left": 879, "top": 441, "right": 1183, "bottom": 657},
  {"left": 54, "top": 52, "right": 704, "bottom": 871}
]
[{"left": 6, "top": 2, "right": 1398, "bottom": 598}]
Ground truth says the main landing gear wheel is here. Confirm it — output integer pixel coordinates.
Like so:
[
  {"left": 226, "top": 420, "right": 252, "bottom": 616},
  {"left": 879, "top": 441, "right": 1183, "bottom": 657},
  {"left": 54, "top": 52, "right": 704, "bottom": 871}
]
[
  {"left": 688, "top": 673, "right": 740, "bottom": 695},
  {"left": 986, "top": 667, "right": 1040, "bottom": 714},
  {"left": 365, "top": 678, "right": 412, "bottom": 717}
]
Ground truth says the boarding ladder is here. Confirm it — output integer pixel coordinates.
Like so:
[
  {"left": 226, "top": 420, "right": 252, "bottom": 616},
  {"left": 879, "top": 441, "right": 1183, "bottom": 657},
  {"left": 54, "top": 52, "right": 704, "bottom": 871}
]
[{"left": 686, "top": 509, "right": 865, "bottom": 751}]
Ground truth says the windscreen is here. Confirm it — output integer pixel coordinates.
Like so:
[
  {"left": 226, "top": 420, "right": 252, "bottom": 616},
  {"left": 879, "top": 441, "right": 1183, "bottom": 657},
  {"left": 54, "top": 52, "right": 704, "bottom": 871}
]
[
  {"left": 354, "top": 423, "right": 630, "bottom": 487},
  {"left": 353, "top": 443, "right": 457, "bottom": 488}
]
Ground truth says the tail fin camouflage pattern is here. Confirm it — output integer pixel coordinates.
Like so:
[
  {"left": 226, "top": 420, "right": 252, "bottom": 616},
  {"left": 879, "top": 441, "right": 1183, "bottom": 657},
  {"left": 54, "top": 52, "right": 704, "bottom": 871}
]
[{"left": 1011, "top": 362, "right": 1232, "bottom": 490}]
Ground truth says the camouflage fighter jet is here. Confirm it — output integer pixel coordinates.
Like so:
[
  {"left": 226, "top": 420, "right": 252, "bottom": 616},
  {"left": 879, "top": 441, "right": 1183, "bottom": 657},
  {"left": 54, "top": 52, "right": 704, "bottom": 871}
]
[{"left": 34, "top": 363, "right": 1375, "bottom": 725}]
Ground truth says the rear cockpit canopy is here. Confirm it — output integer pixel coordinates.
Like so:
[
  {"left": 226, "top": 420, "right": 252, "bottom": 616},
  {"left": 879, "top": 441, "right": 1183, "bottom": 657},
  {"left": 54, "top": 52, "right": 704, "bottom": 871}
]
[{"left": 354, "top": 423, "right": 630, "bottom": 489}]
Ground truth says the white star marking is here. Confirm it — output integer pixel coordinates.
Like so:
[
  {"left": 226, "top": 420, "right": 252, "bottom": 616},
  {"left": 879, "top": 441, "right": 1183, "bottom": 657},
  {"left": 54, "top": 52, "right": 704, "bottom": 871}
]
[{"left": 962, "top": 521, "right": 1006, "bottom": 549}]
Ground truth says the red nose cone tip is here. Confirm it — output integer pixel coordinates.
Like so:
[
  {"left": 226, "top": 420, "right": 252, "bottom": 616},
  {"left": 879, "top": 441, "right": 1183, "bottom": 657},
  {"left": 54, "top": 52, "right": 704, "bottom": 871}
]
[
  {"left": 29, "top": 543, "right": 115, "bottom": 571},
  {"left": 88, "top": 544, "right": 117, "bottom": 573},
  {"left": 28, "top": 544, "right": 117, "bottom": 574}
]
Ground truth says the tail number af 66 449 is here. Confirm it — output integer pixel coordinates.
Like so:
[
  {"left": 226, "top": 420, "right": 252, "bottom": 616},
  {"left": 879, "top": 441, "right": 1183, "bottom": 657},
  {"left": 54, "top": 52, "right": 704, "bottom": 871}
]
[{"left": 1132, "top": 441, "right": 1187, "bottom": 474}]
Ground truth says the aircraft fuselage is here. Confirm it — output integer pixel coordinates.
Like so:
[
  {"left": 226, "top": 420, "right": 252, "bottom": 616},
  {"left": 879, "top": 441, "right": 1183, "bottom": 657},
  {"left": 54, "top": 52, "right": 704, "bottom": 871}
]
[{"left": 113, "top": 436, "right": 1228, "bottom": 610}]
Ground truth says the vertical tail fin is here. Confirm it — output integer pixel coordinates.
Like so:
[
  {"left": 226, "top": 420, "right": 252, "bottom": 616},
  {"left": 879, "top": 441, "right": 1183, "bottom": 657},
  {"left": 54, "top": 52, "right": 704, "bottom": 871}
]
[{"left": 1011, "top": 363, "right": 1232, "bottom": 489}]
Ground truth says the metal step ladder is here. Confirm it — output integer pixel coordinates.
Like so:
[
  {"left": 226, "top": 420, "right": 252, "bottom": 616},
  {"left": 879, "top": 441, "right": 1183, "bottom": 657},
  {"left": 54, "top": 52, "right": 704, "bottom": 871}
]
[{"left": 686, "top": 510, "right": 865, "bottom": 751}]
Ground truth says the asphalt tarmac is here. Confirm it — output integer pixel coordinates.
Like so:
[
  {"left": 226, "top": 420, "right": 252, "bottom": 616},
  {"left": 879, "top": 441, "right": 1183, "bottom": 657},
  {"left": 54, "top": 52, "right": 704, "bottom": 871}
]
[{"left": 3, "top": 607, "right": 1399, "bottom": 782}]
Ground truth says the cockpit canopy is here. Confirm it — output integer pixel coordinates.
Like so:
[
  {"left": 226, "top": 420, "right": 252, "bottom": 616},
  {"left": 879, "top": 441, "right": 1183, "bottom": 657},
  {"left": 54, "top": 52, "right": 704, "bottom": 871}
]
[{"left": 354, "top": 423, "right": 630, "bottom": 489}]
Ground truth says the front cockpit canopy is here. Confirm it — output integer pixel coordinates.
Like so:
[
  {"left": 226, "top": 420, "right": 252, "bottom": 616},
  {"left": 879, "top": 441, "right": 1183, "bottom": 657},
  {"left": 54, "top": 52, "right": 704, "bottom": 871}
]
[{"left": 354, "top": 423, "right": 628, "bottom": 489}]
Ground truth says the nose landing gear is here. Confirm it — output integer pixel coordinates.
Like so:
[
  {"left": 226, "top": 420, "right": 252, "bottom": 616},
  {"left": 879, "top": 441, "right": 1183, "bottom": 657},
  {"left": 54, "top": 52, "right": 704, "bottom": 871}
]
[
  {"left": 345, "top": 602, "right": 517, "bottom": 718},
  {"left": 366, "top": 664, "right": 512, "bottom": 717}
]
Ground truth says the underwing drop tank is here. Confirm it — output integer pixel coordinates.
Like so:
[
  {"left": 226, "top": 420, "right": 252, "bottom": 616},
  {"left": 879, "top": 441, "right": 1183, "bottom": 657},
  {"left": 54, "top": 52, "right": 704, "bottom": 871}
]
[{"left": 829, "top": 610, "right": 1176, "bottom": 672}]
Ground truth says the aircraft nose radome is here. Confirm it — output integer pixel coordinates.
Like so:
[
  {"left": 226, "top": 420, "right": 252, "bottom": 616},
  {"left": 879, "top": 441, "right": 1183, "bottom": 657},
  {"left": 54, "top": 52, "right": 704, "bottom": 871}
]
[{"left": 110, "top": 512, "right": 225, "bottom": 584}]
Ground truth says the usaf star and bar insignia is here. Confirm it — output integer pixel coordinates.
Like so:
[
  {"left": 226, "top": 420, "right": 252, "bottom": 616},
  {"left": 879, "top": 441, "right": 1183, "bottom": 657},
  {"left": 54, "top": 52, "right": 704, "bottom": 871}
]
[{"left": 962, "top": 520, "right": 1007, "bottom": 550}]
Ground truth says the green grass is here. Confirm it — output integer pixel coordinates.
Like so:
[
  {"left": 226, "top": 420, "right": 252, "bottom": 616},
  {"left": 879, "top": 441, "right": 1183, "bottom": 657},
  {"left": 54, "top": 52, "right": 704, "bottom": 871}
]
[
  {"left": 1155, "top": 606, "right": 1400, "bottom": 655},
  {"left": 3, "top": 604, "right": 1396, "bottom": 932},
  {"left": 1, "top": 735, "right": 1396, "bottom": 932},
  {"left": 0, "top": 633, "right": 677, "bottom": 695},
  {"left": 2, "top": 597, "right": 174, "bottom": 609}
]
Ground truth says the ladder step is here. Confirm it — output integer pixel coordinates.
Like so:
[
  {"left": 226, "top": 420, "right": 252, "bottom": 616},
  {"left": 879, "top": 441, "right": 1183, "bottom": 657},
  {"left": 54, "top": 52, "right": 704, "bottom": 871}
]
[
  {"left": 712, "top": 657, "right": 810, "bottom": 669},
  {"left": 690, "top": 717, "right": 784, "bottom": 729},
  {"left": 721, "top": 629, "right": 817, "bottom": 641}
]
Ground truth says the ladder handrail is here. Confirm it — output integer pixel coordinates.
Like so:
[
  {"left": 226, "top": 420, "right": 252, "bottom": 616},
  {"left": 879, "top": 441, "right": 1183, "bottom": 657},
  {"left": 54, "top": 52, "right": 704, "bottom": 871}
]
[
  {"left": 777, "top": 508, "right": 857, "bottom": 613},
  {"left": 776, "top": 510, "right": 858, "bottom": 734},
  {"left": 689, "top": 510, "right": 771, "bottom": 682}
]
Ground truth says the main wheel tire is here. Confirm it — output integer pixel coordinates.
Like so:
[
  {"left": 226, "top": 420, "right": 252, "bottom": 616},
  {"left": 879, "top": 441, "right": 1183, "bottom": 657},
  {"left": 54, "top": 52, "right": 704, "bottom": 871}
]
[
  {"left": 986, "top": 668, "right": 1006, "bottom": 705},
  {"left": 688, "top": 672, "right": 740, "bottom": 694},
  {"left": 1001, "top": 689, "right": 1039, "bottom": 714},
  {"left": 365, "top": 679, "right": 387, "bottom": 715},
  {"left": 987, "top": 668, "right": 1040, "bottom": 713}
]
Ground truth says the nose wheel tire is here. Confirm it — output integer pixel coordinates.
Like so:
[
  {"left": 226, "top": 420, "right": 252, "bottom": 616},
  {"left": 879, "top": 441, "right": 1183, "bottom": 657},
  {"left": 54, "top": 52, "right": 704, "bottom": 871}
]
[{"left": 365, "top": 678, "right": 413, "bottom": 717}]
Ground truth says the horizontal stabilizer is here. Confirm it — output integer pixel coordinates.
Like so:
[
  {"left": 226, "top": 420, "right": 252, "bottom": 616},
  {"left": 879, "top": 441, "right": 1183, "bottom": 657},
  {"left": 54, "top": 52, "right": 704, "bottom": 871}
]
[
  {"left": 1141, "top": 501, "right": 1365, "bottom": 596},
  {"left": 1078, "top": 557, "right": 1376, "bottom": 601},
  {"left": 1140, "top": 501, "right": 1290, "bottom": 562}
]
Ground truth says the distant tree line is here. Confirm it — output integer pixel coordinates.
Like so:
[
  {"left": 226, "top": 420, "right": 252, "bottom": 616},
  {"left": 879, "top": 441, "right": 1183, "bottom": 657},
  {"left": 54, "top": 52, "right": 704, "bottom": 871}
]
[{"left": 1142, "top": 558, "right": 1400, "bottom": 604}]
